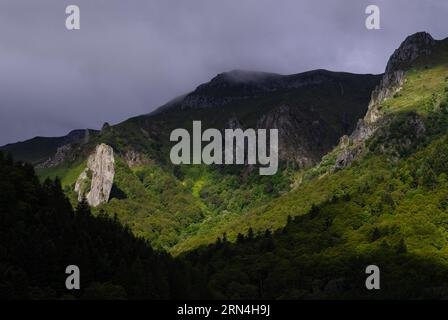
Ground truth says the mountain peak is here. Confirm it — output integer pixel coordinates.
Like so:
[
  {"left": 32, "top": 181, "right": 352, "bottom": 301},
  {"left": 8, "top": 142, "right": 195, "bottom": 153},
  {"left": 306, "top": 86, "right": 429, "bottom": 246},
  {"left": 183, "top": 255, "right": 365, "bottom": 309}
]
[
  {"left": 385, "top": 31, "right": 436, "bottom": 73},
  {"left": 210, "top": 69, "right": 281, "bottom": 85}
]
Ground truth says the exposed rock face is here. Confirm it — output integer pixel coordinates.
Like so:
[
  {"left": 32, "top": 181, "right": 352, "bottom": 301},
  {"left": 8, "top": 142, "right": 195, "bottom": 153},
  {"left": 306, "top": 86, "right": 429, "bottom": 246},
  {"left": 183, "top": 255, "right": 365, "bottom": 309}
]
[
  {"left": 36, "top": 144, "right": 73, "bottom": 169},
  {"left": 257, "top": 105, "right": 316, "bottom": 168},
  {"left": 333, "top": 32, "right": 436, "bottom": 169},
  {"left": 123, "top": 149, "right": 149, "bottom": 168},
  {"left": 221, "top": 108, "right": 325, "bottom": 169},
  {"left": 362, "top": 70, "right": 405, "bottom": 127},
  {"left": 74, "top": 169, "right": 89, "bottom": 199},
  {"left": 385, "top": 32, "right": 435, "bottom": 74},
  {"left": 364, "top": 32, "right": 434, "bottom": 129},
  {"left": 75, "top": 144, "right": 115, "bottom": 207},
  {"left": 32, "top": 129, "right": 95, "bottom": 168},
  {"left": 335, "top": 140, "right": 363, "bottom": 170}
]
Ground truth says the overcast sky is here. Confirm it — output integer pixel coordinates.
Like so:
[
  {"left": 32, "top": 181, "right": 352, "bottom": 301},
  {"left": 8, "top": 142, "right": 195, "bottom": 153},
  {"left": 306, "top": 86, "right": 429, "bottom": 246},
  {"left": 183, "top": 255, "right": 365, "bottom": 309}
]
[{"left": 0, "top": 0, "right": 447, "bottom": 145}]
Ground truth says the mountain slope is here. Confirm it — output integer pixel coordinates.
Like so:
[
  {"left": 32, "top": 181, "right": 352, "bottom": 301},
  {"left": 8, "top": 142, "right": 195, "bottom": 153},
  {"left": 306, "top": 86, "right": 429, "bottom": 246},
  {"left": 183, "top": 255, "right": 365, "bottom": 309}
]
[
  {"left": 0, "top": 68, "right": 380, "bottom": 252},
  {"left": 172, "top": 32, "right": 448, "bottom": 253},
  {"left": 2, "top": 31, "right": 448, "bottom": 299},
  {"left": 123, "top": 69, "right": 380, "bottom": 167},
  {"left": 176, "top": 33, "right": 448, "bottom": 298},
  {"left": 0, "top": 129, "right": 98, "bottom": 165}
]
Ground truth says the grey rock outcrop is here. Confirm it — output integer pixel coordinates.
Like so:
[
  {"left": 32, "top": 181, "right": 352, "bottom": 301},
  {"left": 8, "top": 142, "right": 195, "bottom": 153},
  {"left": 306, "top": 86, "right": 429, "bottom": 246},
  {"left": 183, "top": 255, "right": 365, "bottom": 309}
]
[
  {"left": 257, "top": 105, "right": 315, "bottom": 168},
  {"left": 385, "top": 32, "right": 435, "bottom": 74},
  {"left": 33, "top": 129, "right": 95, "bottom": 168},
  {"left": 75, "top": 143, "right": 115, "bottom": 207},
  {"left": 362, "top": 70, "right": 405, "bottom": 127},
  {"left": 333, "top": 32, "right": 436, "bottom": 170},
  {"left": 36, "top": 144, "right": 73, "bottom": 169},
  {"left": 364, "top": 32, "right": 434, "bottom": 128},
  {"left": 123, "top": 149, "right": 149, "bottom": 168}
]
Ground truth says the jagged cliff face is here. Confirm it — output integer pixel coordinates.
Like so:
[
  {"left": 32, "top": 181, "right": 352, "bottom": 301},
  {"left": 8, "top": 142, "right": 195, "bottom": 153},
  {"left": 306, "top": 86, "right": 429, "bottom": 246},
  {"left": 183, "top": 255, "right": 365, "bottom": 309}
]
[
  {"left": 364, "top": 32, "right": 435, "bottom": 127},
  {"left": 335, "top": 32, "right": 437, "bottom": 169},
  {"left": 385, "top": 32, "right": 436, "bottom": 74},
  {"left": 257, "top": 105, "right": 320, "bottom": 167},
  {"left": 75, "top": 143, "right": 115, "bottom": 207},
  {"left": 362, "top": 70, "right": 405, "bottom": 126},
  {"left": 35, "top": 144, "right": 73, "bottom": 169}
]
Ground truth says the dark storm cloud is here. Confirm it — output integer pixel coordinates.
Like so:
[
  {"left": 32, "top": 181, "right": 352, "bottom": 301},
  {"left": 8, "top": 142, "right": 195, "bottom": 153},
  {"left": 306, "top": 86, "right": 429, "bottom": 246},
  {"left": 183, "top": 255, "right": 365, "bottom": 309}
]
[{"left": 0, "top": 0, "right": 446, "bottom": 145}]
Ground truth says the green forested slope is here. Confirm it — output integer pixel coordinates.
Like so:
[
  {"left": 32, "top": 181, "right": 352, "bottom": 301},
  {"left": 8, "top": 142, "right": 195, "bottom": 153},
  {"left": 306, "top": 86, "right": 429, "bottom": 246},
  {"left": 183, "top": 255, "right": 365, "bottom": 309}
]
[
  {"left": 178, "top": 37, "right": 448, "bottom": 299},
  {"left": 173, "top": 35, "right": 448, "bottom": 254},
  {"left": 12, "top": 70, "right": 378, "bottom": 252},
  {"left": 0, "top": 152, "right": 208, "bottom": 299},
  {"left": 185, "top": 132, "right": 448, "bottom": 299},
  {"left": 2, "top": 33, "right": 448, "bottom": 300}
]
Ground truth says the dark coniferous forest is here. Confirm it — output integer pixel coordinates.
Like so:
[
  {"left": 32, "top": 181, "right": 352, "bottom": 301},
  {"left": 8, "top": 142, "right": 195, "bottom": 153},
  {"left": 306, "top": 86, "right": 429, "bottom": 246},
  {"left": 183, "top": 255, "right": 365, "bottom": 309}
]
[{"left": 0, "top": 152, "right": 208, "bottom": 299}]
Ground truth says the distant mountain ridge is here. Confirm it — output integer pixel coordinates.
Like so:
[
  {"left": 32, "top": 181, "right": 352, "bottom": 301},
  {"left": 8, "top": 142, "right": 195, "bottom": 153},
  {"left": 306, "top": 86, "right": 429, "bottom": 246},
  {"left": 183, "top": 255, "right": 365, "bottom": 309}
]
[
  {"left": 0, "top": 64, "right": 381, "bottom": 251},
  {"left": 1, "top": 129, "right": 99, "bottom": 165},
  {"left": 159, "top": 69, "right": 379, "bottom": 110},
  {"left": 1, "top": 69, "right": 381, "bottom": 169}
]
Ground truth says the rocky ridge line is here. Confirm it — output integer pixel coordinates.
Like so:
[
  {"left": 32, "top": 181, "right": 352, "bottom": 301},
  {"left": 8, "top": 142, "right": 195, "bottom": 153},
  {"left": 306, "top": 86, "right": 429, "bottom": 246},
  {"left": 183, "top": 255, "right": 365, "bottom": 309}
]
[{"left": 334, "top": 32, "right": 436, "bottom": 169}]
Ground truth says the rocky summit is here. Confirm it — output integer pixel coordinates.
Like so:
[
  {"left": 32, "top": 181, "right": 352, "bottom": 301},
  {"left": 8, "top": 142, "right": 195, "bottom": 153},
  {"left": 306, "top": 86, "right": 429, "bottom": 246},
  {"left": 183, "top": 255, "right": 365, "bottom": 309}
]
[{"left": 334, "top": 32, "right": 442, "bottom": 169}]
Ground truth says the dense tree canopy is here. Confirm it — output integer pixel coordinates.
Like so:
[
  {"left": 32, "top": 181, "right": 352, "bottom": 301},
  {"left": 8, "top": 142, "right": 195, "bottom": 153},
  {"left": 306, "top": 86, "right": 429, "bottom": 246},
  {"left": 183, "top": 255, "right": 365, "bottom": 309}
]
[{"left": 0, "top": 152, "right": 208, "bottom": 299}]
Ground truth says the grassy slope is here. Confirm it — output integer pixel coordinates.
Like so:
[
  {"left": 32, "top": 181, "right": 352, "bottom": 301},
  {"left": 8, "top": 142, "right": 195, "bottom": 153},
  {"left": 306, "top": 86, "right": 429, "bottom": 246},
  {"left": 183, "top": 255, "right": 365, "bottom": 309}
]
[{"left": 36, "top": 161, "right": 86, "bottom": 187}]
